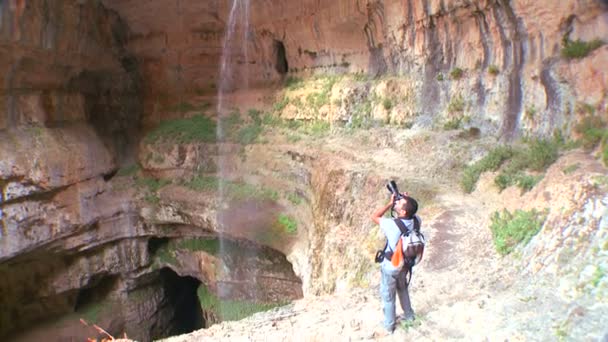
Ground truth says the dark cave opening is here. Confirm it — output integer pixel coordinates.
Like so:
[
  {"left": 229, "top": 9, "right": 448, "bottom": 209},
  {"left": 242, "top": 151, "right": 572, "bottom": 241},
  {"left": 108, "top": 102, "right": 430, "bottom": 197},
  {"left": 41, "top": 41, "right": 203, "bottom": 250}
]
[
  {"left": 274, "top": 40, "right": 289, "bottom": 75},
  {"left": 74, "top": 274, "right": 119, "bottom": 312},
  {"left": 159, "top": 268, "right": 204, "bottom": 336}
]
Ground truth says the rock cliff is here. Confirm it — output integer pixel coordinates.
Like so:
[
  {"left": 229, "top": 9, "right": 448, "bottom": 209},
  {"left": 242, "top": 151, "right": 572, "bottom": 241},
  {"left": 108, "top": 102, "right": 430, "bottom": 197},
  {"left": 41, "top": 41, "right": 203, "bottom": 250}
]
[{"left": 0, "top": 0, "right": 607, "bottom": 341}]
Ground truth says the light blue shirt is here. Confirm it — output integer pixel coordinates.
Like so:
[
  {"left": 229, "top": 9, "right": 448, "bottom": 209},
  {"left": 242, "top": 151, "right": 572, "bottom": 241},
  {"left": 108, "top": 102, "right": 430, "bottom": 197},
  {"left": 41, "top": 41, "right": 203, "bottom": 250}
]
[{"left": 379, "top": 215, "right": 421, "bottom": 272}]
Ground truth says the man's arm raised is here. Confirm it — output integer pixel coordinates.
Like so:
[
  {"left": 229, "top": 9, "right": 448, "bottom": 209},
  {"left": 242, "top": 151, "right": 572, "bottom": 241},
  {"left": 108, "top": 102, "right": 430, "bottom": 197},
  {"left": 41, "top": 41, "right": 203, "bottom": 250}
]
[{"left": 371, "top": 194, "right": 395, "bottom": 225}]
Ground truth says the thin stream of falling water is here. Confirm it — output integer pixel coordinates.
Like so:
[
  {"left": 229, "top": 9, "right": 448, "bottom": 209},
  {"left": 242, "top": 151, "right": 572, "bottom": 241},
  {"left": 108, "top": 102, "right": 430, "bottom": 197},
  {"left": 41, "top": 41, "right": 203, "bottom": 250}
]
[{"left": 216, "top": 0, "right": 253, "bottom": 311}]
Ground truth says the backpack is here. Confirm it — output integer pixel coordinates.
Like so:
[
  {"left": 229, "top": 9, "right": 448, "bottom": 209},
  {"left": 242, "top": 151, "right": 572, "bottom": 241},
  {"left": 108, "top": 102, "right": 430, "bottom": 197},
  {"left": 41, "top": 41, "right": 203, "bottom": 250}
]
[{"left": 384, "top": 217, "right": 425, "bottom": 270}]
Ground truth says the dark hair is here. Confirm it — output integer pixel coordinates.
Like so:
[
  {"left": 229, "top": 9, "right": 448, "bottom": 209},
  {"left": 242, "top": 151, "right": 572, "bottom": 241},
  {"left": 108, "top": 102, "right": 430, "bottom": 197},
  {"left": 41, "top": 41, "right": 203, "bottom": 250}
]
[{"left": 403, "top": 196, "right": 418, "bottom": 219}]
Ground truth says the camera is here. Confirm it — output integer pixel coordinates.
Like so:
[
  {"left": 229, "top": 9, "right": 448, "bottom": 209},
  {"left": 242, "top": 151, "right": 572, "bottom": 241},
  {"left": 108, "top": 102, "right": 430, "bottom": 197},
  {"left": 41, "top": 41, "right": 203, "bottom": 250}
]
[{"left": 386, "top": 180, "right": 404, "bottom": 201}]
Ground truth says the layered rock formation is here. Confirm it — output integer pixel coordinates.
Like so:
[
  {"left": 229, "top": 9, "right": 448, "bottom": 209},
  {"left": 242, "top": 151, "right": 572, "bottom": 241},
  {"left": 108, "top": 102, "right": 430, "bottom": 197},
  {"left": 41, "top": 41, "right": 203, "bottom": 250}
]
[
  {"left": 101, "top": 0, "right": 607, "bottom": 138},
  {"left": 1, "top": 0, "right": 607, "bottom": 341}
]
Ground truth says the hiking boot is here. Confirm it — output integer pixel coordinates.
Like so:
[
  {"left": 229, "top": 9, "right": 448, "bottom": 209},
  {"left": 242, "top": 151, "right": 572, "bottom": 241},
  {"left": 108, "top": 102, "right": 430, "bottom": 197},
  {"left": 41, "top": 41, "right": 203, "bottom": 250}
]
[{"left": 397, "top": 313, "right": 415, "bottom": 322}]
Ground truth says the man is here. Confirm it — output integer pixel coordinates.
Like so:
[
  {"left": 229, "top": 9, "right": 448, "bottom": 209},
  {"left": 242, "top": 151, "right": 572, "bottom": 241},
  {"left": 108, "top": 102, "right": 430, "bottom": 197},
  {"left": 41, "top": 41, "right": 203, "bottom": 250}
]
[{"left": 371, "top": 193, "right": 421, "bottom": 334}]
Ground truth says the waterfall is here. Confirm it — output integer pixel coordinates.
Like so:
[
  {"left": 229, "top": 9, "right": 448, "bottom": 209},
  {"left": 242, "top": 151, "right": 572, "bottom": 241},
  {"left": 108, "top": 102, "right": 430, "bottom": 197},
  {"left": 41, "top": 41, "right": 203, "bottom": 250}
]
[{"left": 215, "top": 0, "right": 252, "bottom": 306}]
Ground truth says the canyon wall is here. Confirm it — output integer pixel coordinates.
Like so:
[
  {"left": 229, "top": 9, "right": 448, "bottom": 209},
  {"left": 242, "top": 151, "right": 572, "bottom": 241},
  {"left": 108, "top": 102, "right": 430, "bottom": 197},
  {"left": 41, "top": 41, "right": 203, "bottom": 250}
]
[
  {"left": 1, "top": 0, "right": 607, "bottom": 340},
  {"left": 102, "top": 0, "right": 607, "bottom": 137}
]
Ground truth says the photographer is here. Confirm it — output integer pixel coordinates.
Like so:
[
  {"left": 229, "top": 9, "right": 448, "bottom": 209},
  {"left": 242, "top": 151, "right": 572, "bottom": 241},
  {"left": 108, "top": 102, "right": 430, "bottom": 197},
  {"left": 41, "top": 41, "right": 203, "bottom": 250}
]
[{"left": 371, "top": 186, "right": 421, "bottom": 335}]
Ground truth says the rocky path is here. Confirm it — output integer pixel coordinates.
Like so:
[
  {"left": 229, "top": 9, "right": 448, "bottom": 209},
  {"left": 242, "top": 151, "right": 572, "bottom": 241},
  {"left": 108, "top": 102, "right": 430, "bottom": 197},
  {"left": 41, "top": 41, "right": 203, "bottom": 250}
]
[
  {"left": 160, "top": 189, "right": 524, "bottom": 341},
  {"left": 160, "top": 130, "right": 608, "bottom": 341}
]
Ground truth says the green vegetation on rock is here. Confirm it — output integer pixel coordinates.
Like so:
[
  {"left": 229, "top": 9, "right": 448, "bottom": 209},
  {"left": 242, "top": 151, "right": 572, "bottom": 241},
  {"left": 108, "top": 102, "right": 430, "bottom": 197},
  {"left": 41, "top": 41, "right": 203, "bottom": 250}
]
[
  {"left": 184, "top": 175, "right": 279, "bottom": 201},
  {"left": 490, "top": 208, "right": 547, "bottom": 255},
  {"left": 561, "top": 38, "right": 604, "bottom": 59},
  {"left": 145, "top": 115, "right": 216, "bottom": 144},
  {"left": 276, "top": 214, "right": 297, "bottom": 235},
  {"left": 197, "top": 284, "right": 285, "bottom": 322},
  {"left": 462, "top": 137, "right": 562, "bottom": 194}
]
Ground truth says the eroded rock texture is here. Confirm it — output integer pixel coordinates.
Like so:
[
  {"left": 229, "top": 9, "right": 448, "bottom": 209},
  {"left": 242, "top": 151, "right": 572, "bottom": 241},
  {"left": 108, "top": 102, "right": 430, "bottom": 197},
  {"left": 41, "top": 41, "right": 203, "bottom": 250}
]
[
  {"left": 1, "top": 0, "right": 607, "bottom": 340},
  {"left": 0, "top": 0, "right": 146, "bottom": 339},
  {"left": 101, "top": 0, "right": 607, "bottom": 137}
]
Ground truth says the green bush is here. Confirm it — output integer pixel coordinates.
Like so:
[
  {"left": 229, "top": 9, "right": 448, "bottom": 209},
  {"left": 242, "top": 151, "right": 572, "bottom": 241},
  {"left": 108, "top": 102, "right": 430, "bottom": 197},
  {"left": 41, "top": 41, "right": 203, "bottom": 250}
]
[
  {"left": 523, "top": 138, "right": 560, "bottom": 171},
  {"left": 561, "top": 39, "right": 604, "bottom": 59},
  {"left": 273, "top": 96, "right": 289, "bottom": 113},
  {"left": 492, "top": 138, "right": 559, "bottom": 192},
  {"left": 185, "top": 175, "right": 219, "bottom": 191},
  {"left": 488, "top": 64, "right": 500, "bottom": 75},
  {"left": 248, "top": 109, "right": 263, "bottom": 124},
  {"left": 450, "top": 67, "right": 464, "bottom": 80},
  {"left": 574, "top": 116, "right": 607, "bottom": 149},
  {"left": 525, "top": 105, "right": 537, "bottom": 120},
  {"left": 285, "top": 76, "right": 303, "bottom": 90},
  {"left": 277, "top": 214, "right": 297, "bottom": 234},
  {"left": 443, "top": 117, "right": 462, "bottom": 130},
  {"left": 461, "top": 146, "right": 513, "bottom": 193},
  {"left": 304, "top": 121, "right": 330, "bottom": 137},
  {"left": 286, "top": 192, "right": 303, "bottom": 205},
  {"left": 144, "top": 115, "right": 216, "bottom": 144},
  {"left": 436, "top": 73, "right": 444, "bottom": 81},
  {"left": 382, "top": 98, "right": 393, "bottom": 110},
  {"left": 238, "top": 124, "right": 263, "bottom": 144},
  {"left": 447, "top": 95, "right": 465, "bottom": 112},
  {"left": 490, "top": 209, "right": 547, "bottom": 255}
]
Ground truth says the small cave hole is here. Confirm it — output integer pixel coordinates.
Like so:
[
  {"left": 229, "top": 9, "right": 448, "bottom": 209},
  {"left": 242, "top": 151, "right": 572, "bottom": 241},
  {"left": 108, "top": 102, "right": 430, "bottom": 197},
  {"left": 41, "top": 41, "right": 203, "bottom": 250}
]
[
  {"left": 159, "top": 268, "right": 204, "bottom": 336},
  {"left": 103, "top": 169, "right": 118, "bottom": 181},
  {"left": 148, "top": 237, "right": 170, "bottom": 256},
  {"left": 273, "top": 40, "right": 289, "bottom": 75}
]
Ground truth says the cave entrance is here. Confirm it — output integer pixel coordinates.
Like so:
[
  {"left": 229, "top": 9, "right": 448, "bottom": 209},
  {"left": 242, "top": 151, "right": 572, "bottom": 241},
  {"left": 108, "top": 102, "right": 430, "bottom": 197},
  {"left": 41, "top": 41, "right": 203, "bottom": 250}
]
[
  {"left": 159, "top": 268, "right": 204, "bottom": 336},
  {"left": 273, "top": 40, "right": 289, "bottom": 75}
]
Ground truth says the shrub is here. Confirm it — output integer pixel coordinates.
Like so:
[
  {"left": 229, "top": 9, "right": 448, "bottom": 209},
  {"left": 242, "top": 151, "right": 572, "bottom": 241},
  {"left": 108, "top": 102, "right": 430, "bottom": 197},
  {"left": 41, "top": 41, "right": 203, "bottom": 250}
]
[
  {"left": 248, "top": 109, "right": 263, "bottom": 124},
  {"left": 285, "top": 76, "right": 303, "bottom": 90},
  {"left": 524, "top": 138, "right": 560, "bottom": 171},
  {"left": 443, "top": 117, "right": 462, "bottom": 130},
  {"left": 185, "top": 175, "right": 220, "bottom": 191},
  {"left": 447, "top": 95, "right": 465, "bottom": 112},
  {"left": 461, "top": 146, "right": 513, "bottom": 193},
  {"left": 493, "top": 138, "right": 559, "bottom": 192},
  {"left": 488, "top": 64, "right": 500, "bottom": 75},
  {"left": 286, "top": 192, "right": 303, "bottom": 205},
  {"left": 574, "top": 116, "right": 607, "bottom": 149},
  {"left": 277, "top": 214, "right": 297, "bottom": 234},
  {"left": 218, "top": 110, "right": 242, "bottom": 140},
  {"left": 561, "top": 39, "right": 604, "bottom": 59},
  {"left": 525, "top": 105, "right": 537, "bottom": 120},
  {"left": 306, "top": 121, "right": 330, "bottom": 137},
  {"left": 238, "top": 124, "right": 263, "bottom": 144},
  {"left": 490, "top": 209, "right": 547, "bottom": 255},
  {"left": 382, "top": 98, "right": 393, "bottom": 110},
  {"left": 273, "top": 96, "right": 289, "bottom": 113},
  {"left": 436, "top": 73, "right": 444, "bottom": 81},
  {"left": 262, "top": 113, "right": 282, "bottom": 126},
  {"left": 450, "top": 67, "right": 464, "bottom": 80},
  {"left": 144, "top": 115, "right": 216, "bottom": 144}
]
